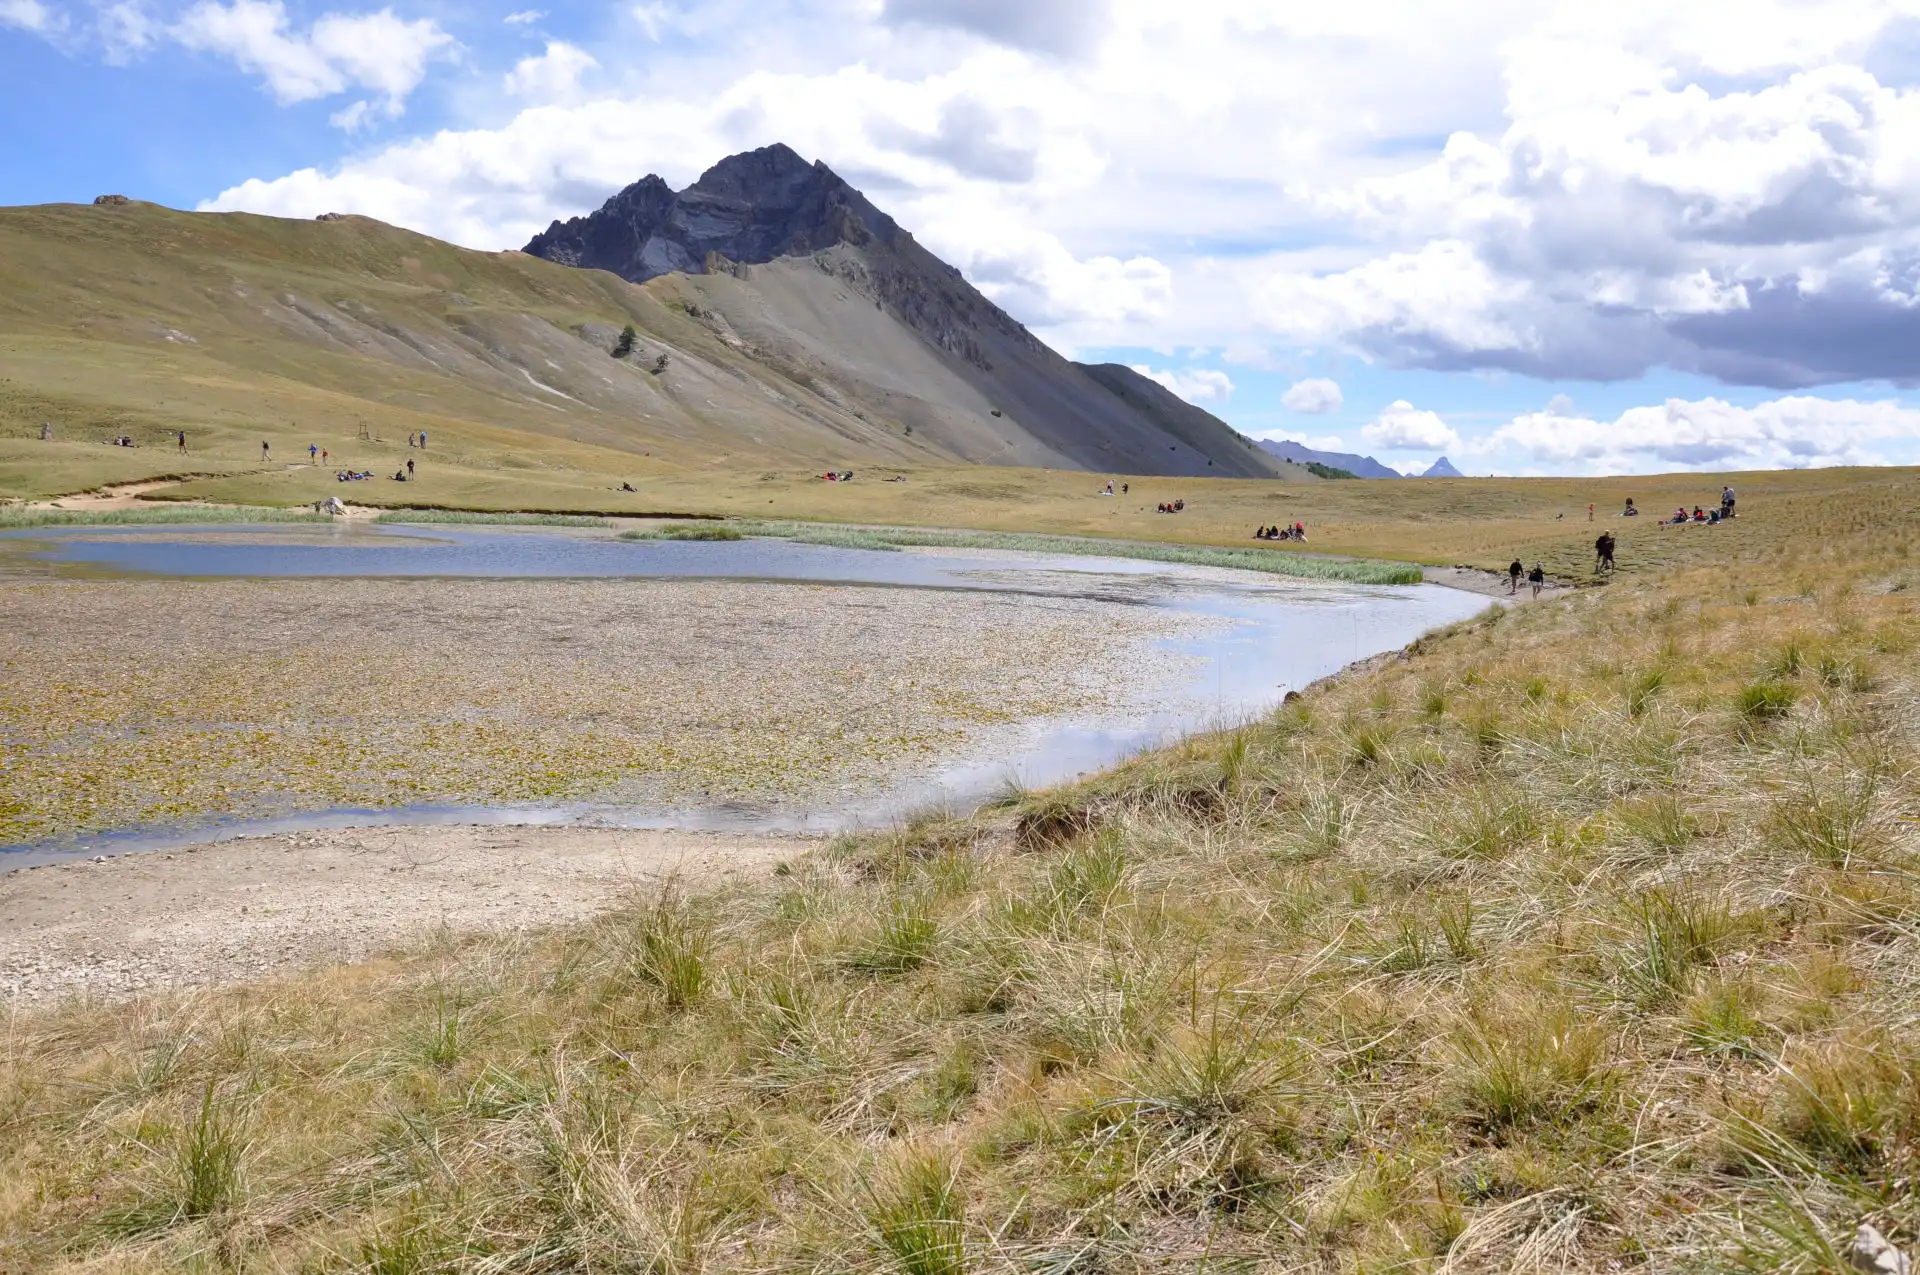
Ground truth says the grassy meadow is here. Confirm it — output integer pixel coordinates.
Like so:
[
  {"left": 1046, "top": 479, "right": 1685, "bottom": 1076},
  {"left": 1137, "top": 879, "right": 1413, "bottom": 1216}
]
[
  {"left": 13, "top": 436, "right": 1918, "bottom": 582},
  {"left": 2, "top": 471, "right": 1917, "bottom": 1272}
]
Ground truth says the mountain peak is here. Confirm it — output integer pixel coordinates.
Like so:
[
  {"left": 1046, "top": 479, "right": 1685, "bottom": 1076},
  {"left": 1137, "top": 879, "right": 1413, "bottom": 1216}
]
[
  {"left": 691, "top": 142, "right": 814, "bottom": 195},
  {"left": 1422, "top": 455, "right": 1464, "bottom": 478},
  {"left": 523, "top": 144, "right": 901, "bottom": 283}
]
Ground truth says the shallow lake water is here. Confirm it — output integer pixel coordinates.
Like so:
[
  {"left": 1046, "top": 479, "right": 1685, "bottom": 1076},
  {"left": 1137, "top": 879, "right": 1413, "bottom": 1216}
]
[{"left": 1, "top": 524, "right": 1493, "bottom": 864}]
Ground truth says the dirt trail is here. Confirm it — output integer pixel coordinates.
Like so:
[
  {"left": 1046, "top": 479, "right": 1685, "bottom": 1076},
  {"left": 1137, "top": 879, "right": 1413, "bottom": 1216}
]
[
  {"left": 39, "top": 479, "right": 191, "bottom": 509},
  {"left": 1, "top": 825, "right": 806, "bottom": 1005},
  {"left": 31, "top": 472, "right": 392, "bottom": 519},
  {"left": 1424, "top": 564, "right": 1577, "bottom": 599}
]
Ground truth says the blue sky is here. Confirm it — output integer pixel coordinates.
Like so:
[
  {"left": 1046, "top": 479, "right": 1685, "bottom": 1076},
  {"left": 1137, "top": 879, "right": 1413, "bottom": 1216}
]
[{"left": 8, "top": 0, "right": 1920, "bottom": 476}]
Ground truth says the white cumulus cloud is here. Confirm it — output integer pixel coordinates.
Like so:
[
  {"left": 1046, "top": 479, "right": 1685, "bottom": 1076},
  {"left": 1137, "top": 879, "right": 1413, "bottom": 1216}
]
[
  {"left": 0, "top": 0, "right": 53, "bottom": 31},
  {"left": 1361, "top": 400, "right": 1461, "bottom": 452},
  {"left": 98, "top": 1, "right": 155, "bottom": 60},
  {"left": 1128, "top": 365, "right": 1233, "bottom": 403},
  {"left": 172, "top": 0, "right": 452, "bottom": 119},
  {"left": 503, "top": 40, "right": 596, "bottom": 103},
  {"left": 1484, "top": 395, "right": 1920, "bottom": 473},
  {"left": 1280, "top": 377, "right": 1343, "bottom": 414}
]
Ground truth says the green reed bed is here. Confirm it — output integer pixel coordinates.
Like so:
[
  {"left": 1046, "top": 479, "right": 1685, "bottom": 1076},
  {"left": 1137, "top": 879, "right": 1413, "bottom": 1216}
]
[
  {"left": 373, "top": 510, "right": 613, "bottom": 528},
  {"left": 0, "top": 504, "right": 328, "bottom": 528}
]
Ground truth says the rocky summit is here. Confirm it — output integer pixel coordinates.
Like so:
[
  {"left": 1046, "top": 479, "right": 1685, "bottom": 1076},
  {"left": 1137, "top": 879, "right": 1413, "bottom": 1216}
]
[
  {"left": 524, "top": 144, "right": 902, "bottom": 283},
  {"left": 522, "top": 144, "right": 1289, "bottom": 480}
]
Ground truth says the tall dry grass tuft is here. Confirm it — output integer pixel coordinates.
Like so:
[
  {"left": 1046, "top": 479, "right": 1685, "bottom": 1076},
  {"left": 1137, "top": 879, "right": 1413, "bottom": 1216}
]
[
  {"left": 863, "top": 1152, "right": 968, "bottom": 1275},
  {"left": 626, "top": 883, "right": 712, "bottom": 1009}
]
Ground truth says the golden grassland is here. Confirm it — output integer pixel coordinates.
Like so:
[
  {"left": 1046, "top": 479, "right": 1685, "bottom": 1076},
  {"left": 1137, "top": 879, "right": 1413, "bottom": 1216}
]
[
  {"left": 1, "top": 477, "right": 1917, "bottom": 1272},
  {"left": 11, "top": 429, "right": 1920, "bottom": 582}
]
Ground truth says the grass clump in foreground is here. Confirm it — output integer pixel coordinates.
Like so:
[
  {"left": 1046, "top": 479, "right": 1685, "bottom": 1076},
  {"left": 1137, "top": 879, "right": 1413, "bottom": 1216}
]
[
  {"left": 374, "top": 509, "right": 613, "bottom": 528},
  {"left": 623, "top": 518, "right": 1426, "bottom": 584},
  {"left": 4, "top": 517, "right": 1920, "bottom": 1271},
  {"left": 0, "top": 503, "right": 327, "bottom": 528}
]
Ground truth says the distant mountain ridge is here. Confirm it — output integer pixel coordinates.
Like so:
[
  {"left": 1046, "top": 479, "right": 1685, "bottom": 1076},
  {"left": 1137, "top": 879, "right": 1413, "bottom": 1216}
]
[
  {"left": 1255, "top": 437, "right": 1405, "bottom": 479},
  {"left": 1254, "top": 437, "right": 1466, "bottom": 479},
  {"left": 522, "top": 145, "right": 1287, "bottom": 480}
]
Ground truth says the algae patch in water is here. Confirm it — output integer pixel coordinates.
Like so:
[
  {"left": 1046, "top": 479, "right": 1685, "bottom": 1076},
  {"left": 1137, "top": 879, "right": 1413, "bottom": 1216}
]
[{"left": 0, "top": 577, "right": 1193, "bottom": 844}]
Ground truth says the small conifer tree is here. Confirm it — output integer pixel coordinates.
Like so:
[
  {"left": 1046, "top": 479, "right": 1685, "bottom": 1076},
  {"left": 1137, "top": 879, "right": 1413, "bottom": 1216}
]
[{"left": 612, "top": 324, "right": 636, "bottom": 358}]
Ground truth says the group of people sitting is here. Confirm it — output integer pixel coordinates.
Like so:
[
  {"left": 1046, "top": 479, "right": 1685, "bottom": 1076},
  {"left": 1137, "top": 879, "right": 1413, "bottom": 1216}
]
[
  {"left": 109, "top": 435, "right": 136, "bottom": 448},
  {"left": 1156, "top": 499, "right": 1187, "bottom": 514},
  {"left": 819, "top": 470, "right": 855, "bottom": 482},
  {"left": 1098, "top": 481, "right": 1130, "bottom": 496},
  {"left": 1622, "top": 486, "right": 1736, "bottom": 524},
  {"left": 1254, "top": 523, "right": 1307, "bottom": 542},
  {"left": 336, "top": 469, "right": 375, "bottom": 482}
]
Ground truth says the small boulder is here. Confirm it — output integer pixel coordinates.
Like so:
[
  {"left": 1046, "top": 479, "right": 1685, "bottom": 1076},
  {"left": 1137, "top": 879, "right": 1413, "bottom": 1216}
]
[
  {"left": 315, "top": 212, "right": 347, "bottom": 222},
  {"left": 93, "top": 194, "right": 131, "bottom": 207},
  {"left": 1853, "top": 1225, "right": 1913, "bottom": 1275}
]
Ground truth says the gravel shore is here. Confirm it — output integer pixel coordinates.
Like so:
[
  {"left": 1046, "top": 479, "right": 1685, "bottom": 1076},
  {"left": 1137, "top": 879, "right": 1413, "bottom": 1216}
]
[{"left": 0, "top": 825, "right": 801, "bottom": 1003}]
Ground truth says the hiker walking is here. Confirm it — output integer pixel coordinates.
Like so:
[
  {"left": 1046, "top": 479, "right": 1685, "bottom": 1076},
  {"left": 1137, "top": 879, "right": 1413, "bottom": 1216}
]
[
  {"left": 308, "top": 443, "right": 317, "bottom": 462},
  {"left": 177, "top": 430, "right": 186, "bottom": 451},
  {"left": 261, "top": 440, "right": 270, "bottom": 460},
  {"left": 1594, "top": 532, "right": 1615, "bottom": 574},
  {"left": 1508, "top": 558, "right": 1524, "bottom": 594},
  {"left": 1528, "top": 563, "right": 1546, "bottom": 598},
  {"left": 1721, "top": 485, "right": 1736, "bottom": 519}
]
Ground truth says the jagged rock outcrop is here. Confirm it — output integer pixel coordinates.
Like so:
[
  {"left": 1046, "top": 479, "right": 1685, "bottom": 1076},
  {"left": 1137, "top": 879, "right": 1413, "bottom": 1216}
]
[{"left": 525, "top": 145, "right": 898, "bottom": 284}]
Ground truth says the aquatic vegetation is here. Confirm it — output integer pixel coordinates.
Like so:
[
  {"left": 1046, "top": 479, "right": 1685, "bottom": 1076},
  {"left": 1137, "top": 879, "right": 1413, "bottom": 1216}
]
[
  {"left": 0, "top": 577, "right": 1179, "bottom": 844},
  {"left": 621, "top": 522, "right": 744, "bottom": 540},
  {"left": 0, "top": 505, "right": 326, "bottom": 528},
  {"left": 373, "top": 510, "right": 613, "bottom": 527},
  {"left": 622, "top": 519, "right": 1427, "bottom": 584}
]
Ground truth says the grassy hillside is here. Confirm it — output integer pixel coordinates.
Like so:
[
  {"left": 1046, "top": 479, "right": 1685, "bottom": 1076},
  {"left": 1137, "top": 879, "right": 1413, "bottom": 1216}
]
[
  {"left": 0, "top": 200, "right": 971, "bottom": 480},
  {"left": 0, "top": 201, "right": 1286, "bottom": 486},
  {"left": 2, "top": 473, "right": 1916, "bottom": 1271}
]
